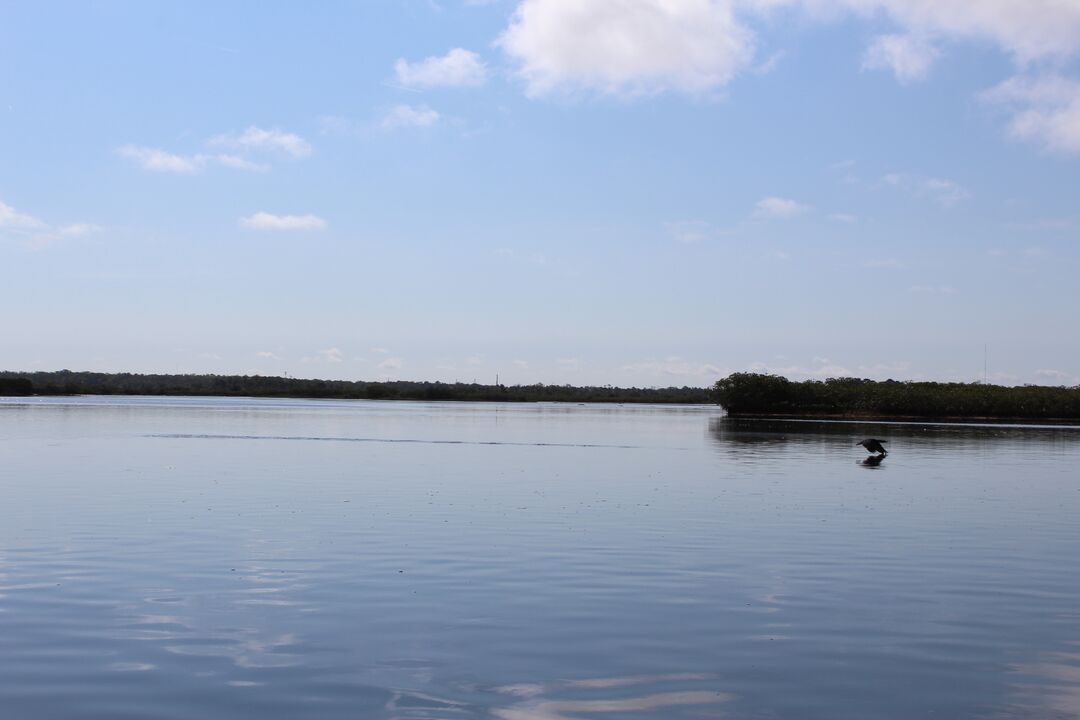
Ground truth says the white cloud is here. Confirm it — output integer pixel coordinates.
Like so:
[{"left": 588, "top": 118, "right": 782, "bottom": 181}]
[
  {"left": 301, "top": 347, "right": 345, "bottom": 364},
  {"left": 378, "top": 357, "right": 403, "bottom": 370},
  {"left": 256, "top": 351, "right": 281, "bottom": 361},
  {"left": 381, "top": 104, "right": 440, "bottom": 129},
  {"left": 922, "top": 177, "right": 968, "bottom": 206},
  {"left": 862, "top": 33, "right": 938, "bottom": 84},
  {"left": 0, "top": 200, "right": 46, "bottom": 229},
  {"left": 494, "top": 1, "right": 1080, "bottom": 100},
  {"left": 239, "top": 212, "right": 327, "bottom": 231},
  {"left": 394, "top": 48, "right": 488, "bottom": 88},
  {"left": 215, "top": 154, "right": 269, "bottom": 172},
  {"left": 497, "top": 0, "right": 755, "bottom": 97},
  {"left": 754, "top": 196, "right": 809, "bottom": 218},
  {"left": 2, "top": 200, "right": 98, "bottom": 249},
  {"left": 118, "top": 145, "right": 203, "bottom": 173},
  {"left": 118, "top": 146, "right": 269, "bottom": 173},
  {"left": 747, "top": 0, "right": 1080, "bottom": 65},
  {"left": 829, "top": 213, "right": 857, "bottom": 223},
  {"left": 843, "top": 0, "right": 1080, "bottom": 63},
  {"left": 210, "top": 126, "right": 312, "bottom": 158},
  {"left": 982, "top": 74, "right": 1080, "bottom": 155}
]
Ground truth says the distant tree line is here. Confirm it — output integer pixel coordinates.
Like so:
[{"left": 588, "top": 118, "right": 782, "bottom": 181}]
[
  {"left": 0, "top": 370, "right": 712, "bottom": 404},
  {"left": 712, "top": 372, "right": 1080, "bottom": 420}
]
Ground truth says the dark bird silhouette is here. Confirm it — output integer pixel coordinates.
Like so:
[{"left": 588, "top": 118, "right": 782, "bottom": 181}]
[{"left": 858, "top": 438, "right": 888, "bottom": 455}]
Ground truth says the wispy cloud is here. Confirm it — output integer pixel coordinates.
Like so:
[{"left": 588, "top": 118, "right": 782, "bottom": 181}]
[
  {"left": 1, "top": 199, "right": 98, "bottom": 249},
  {"left": 239, "top": 212, "right": 327, "bottom": 231},
  {"left": 922, "top": 177, "right": 969, "bottom": 206},
  {"left": 754, "top": 196, "right": 810, "bottom": 218},
  {"left": 862, "top": 33, "right": 939, "bottom": 84},
  {"left": 882, "top": 173, "right": 969, "bottom": 206},
  {"left": 302, "top": 347, "right": 344, "bottom": 364},
  {"left": 215, "top": 154, "right": 269, "bottom": 172},
  {"left": 381, "top": 104, "right": 440, "bottom": 129},
  {"left": 209, "top": 126, "right": 312, "bottom": 158},
  {"left": 0, "top": 200, "right": 47, "bottom": 230},
  {"left": 1035, "top": 368, "right": 1079, "bottom": 385},
  {"left": 394, "top": 48, "right": 488, "bottom": 88},
  {"left": 982, "top": 74, "right": 1080, "bottom": 155},
  {"left": 118, "top": 145, "right": 270, "bottom": 173},
  {"left": 666, "top": 220, "right": 719, "bottom": 244},
  {"left": 120, "top": 126, "right": 310, "bottom": 175},
  {"left": 747, "top": 358, "right": 913, "bottom": 382},
  {"left": 118, "top": 145, "right": 203, "bottom": 173}
]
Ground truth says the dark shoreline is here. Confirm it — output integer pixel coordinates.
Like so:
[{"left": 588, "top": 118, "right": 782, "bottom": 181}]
[
  {"left": 0, "top": 370, "right": 712, "bottom": 405},
  {"left": 725, "top": 412, "right": 1080, "bottom": 426},
  {"left": 713, "top": 373, "right": 1080, "bottom": 422}
]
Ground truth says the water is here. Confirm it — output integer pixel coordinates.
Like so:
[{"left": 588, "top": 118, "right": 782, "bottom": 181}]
[{"left": 2, "top": 396, "right": 1080, "bottom": 719}]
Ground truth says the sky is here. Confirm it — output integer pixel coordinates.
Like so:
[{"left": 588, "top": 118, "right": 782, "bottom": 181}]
[{"left": 2, "top": 0, "right": 1079, "bottom": 388}]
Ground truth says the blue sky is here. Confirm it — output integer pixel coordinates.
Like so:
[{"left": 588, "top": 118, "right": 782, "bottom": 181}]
[{"left": 3, "top": 0, "right": 1079, "bottom": 387}]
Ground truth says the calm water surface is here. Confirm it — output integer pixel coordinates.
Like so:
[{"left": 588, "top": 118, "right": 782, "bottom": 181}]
[{"left": 2, "top": 396, "right": 1080, "bottom": 719}]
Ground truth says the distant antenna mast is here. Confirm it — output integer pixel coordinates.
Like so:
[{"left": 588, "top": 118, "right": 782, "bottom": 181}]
[{"left": 984, "top": 344, "right": 988, "bottom": 384}]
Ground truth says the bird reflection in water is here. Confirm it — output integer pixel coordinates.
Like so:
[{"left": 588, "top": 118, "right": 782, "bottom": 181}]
[
  {"left": 858, "top": 438, "right": 888, "bottom": 468},
  {"left": 491, "top": 674, "right": 729, "bottom": 720}
]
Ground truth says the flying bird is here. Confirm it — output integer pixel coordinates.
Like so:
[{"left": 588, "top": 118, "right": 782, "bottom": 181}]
[{"left": 858, "top": 439, "right": 888, "bottom": 456}]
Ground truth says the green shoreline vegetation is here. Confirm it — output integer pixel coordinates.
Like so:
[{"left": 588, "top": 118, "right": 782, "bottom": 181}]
[{"left": 3, "top": 371, "right": 1080, "bottom": 421}]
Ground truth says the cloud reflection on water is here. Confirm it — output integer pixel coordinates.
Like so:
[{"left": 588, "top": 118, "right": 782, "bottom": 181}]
[
  {"left": 491, "top": 674, "right": 729, "bottom": 720},
  {"left": 1008, "top": 644, "right": 1080, "bottom": 719}
]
